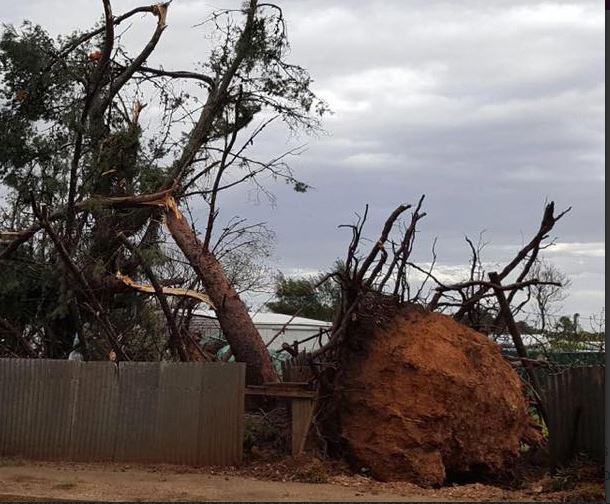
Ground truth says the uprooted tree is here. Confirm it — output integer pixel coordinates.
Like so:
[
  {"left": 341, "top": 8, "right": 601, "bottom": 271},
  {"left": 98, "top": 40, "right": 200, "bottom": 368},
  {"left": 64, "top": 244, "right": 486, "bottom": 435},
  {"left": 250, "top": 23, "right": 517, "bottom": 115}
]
[
  {"left": 0, "top": 0, "right": 328, "bottom": 384},
  {"left": 296, "top": 197, "right": 570, "bottom": 484}
]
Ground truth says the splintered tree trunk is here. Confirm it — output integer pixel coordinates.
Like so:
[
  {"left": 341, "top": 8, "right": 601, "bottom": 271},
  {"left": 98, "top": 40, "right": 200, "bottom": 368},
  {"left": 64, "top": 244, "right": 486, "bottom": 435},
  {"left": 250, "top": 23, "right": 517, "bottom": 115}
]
[{"left": 165, "top": 206, "right": 278, "bottom": 385}]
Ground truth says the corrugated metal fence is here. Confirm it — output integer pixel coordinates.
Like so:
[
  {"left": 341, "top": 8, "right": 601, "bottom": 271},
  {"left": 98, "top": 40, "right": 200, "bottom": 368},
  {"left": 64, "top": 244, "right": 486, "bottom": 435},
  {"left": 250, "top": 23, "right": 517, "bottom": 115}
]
[
  {"left": 544, "top": 366, "right": 604, "bottom": 466},
  {"left": 0, "top": 359, "right": 245, "bottom": 465}
]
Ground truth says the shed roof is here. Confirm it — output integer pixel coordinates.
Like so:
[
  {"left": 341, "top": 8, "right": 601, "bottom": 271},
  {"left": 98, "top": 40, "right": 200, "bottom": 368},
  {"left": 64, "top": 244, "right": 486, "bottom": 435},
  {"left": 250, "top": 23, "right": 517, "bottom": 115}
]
[
  {"left": 250, "top": 312, "right": 331, "bottom": 327},
  {"left": 191, "top": 308, "right": 331, "bottom": 328}
]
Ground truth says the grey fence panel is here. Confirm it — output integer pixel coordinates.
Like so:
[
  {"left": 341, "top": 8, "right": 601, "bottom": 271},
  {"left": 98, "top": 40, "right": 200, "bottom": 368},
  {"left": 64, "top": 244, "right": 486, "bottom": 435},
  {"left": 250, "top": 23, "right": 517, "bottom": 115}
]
[
  {"left": 14, "top": 360, "right": 39, "bottom": 458},
  {"left": 582, "top": 367, "right": 604, "bottom": 460},
  {"left": 70, "top": 362, "right": 119, "bottom": 461},
  {"left": 281, "top": 352, "right": 315, "bottom": 382},
  {"left": 545, "top": 366, "right": 604, "bottom": 466},
  {"left": 31, "top": 360, "right": 78, "bottom": 460},
  {"left": 282, "top": 364, "right": 313, "bottom": 382},
  {"left": 154, "top": 362, "right": 204, "bottom": 465},
  {"left": 0, "top": 359, "right": 17, "bottom": 455},
  {"left": 0, "top": 359, "right": 31, "bottom": 456},
  {"left": 0, "top": 359, "right": 244, "bottom": 465},
  {"left": 0, "top": 359, "right": 78, "bottom": 460},
  {"left": 114, "top": 362, "right": 161, "bottom": 462},
  {"left": 198, "top": 363, "right": 245, "bottom": 465}
]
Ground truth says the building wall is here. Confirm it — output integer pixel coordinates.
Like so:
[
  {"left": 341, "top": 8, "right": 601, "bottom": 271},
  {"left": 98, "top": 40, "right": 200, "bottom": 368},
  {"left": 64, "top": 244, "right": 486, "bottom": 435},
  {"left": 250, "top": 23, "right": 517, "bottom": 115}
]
[{"left": 256, "top": 325, "right": 329, "bottom": 352}]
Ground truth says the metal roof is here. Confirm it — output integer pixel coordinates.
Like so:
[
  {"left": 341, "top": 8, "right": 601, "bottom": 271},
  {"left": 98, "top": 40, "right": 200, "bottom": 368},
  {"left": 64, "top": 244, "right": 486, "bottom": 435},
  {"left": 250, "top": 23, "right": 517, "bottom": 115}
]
[{"left": 191, "top": 309, "right": 331, "bottom": 328}]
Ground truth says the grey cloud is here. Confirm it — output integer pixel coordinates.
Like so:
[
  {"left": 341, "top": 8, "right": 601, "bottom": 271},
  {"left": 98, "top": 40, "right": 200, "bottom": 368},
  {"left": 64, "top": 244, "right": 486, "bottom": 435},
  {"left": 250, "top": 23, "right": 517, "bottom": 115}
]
[{"left": 2, "top": 0, "right": 604, "bottom": 318}]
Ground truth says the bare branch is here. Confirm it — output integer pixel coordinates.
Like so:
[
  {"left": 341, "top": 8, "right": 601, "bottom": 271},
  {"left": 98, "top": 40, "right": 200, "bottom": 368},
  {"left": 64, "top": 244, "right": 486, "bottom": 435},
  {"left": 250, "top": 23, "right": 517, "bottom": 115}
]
[
  {"left": 435, "top": 279, "right": 561, "bottom": 293},
  {"left": 135, "top": 65, "right": 215, "bottom": 89},
  {"left": 453, "top": 201, "right": 570, "bottom": 320}
]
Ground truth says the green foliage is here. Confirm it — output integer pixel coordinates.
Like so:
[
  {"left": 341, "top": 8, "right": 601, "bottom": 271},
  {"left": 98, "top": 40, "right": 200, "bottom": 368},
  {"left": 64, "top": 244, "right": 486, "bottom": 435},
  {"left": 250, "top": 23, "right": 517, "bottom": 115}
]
[
  {"left": 515, "top": 319, "right": 537, "bottom": 334},
  {"left": 206, "top": 5, "right": 328, "bottom": 133},
  {"left": 291, "top": 180, "right": 309, "bottom": 192},
  {"left": 0, "top": 253, "right": 60, "bottom": 324},
  {"left": 0, "top": 21, "right": 165, "bottom": 359},
  {"left": 266, "top": 272, "right": 340, "bottom": 322},
  {"left": 0, "top": 3, "right": 328, "bottom": 361},
  {"left": 0, "top": 22, "right": 86, "bottom": 195},
  {"left": 243, "top": 411, "right": 286, "bottom": 453},
  {"left": 546, "top": 315, "right": 604, "bottom": 352}
]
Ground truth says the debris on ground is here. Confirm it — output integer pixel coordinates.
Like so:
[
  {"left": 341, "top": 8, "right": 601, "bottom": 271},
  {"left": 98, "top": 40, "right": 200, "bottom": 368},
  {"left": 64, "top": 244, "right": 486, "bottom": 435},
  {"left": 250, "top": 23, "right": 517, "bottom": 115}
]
[
  {"left": 0, "top": 454, "right": 602, "bottom": 502},
  {"left": 531, "top": 454, "right": 605, "bottom": 502},
  {"left": 243, "top": 407, "right": 290, "bottom": 454}
]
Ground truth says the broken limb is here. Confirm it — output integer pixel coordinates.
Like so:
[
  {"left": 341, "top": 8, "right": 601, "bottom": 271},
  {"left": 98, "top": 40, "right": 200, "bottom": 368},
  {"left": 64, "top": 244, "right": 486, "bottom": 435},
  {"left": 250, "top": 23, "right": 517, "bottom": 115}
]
[
  {"left": 114, "top": 272, "right": 214, "bottom": 306},
  {"left": 1, "top": 187, "right": 176, "bottom": 260}
]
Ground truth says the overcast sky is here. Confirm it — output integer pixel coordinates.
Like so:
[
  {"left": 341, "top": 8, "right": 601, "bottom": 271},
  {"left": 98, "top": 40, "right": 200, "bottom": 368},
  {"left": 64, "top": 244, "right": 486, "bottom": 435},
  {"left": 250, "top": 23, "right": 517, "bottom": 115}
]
[{"left": 4, "top": 1, "right": 605, "bottom": 323}]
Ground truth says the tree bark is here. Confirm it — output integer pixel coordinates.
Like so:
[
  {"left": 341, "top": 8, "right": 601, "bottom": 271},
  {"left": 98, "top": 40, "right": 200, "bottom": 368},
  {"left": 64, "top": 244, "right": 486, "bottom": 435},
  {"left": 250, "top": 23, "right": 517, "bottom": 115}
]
[
  {"left": 164, "top": 202, "right": 278, "bottom": 385},
  {"left": 488, "top": 271, "right": 548, "bottom": 425}
]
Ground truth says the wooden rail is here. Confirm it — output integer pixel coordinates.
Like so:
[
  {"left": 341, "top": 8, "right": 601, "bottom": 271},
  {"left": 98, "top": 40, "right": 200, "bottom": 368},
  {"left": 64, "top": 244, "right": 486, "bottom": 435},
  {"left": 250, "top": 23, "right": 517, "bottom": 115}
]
[
  {"left": 245, "top": 382, "right": 316, "bottom": 399},
  {"left": 246, "top": 382, "right": 317, "bottom": 456}
]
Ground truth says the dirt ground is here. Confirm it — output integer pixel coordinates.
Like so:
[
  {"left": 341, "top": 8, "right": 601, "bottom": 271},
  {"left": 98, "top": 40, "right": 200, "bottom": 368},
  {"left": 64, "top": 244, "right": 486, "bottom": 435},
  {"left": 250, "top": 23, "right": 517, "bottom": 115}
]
[{"left": 0, "top": 455, "right": 603, "bottom": 502}]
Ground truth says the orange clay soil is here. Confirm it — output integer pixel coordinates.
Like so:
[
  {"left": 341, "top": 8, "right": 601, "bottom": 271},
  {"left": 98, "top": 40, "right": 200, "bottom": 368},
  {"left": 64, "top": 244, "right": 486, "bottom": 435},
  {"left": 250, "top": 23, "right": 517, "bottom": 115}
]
[{"left": 334, "top": 303, "right": 541, "bottom": 486}]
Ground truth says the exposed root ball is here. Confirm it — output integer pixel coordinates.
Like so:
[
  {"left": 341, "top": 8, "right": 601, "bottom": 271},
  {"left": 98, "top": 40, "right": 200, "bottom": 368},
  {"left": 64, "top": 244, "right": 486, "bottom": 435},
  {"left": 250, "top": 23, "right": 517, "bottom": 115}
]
[{"left": 336, "top": 304, "right": 540, "bottom": 486}]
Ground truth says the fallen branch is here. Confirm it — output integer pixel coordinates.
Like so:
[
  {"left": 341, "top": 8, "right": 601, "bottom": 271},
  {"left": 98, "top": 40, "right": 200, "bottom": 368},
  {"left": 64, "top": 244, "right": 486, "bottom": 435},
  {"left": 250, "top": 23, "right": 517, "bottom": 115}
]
[
  {"left": 135, "top": 65, "right": 215, "bottom": 88},
  {"left": 115, "top": 272, "right": 214, "bottom": 307},
  {"left": 1, "top": 186, "right": 176, "bottom": 260}
]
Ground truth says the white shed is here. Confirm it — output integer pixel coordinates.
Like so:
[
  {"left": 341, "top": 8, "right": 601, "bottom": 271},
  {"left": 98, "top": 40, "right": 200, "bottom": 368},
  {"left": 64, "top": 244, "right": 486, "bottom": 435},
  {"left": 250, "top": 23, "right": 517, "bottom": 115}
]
[
  {"left": 250, "top": 312, "right": 331, "bottom": 351},
  {"left": 190, "top": 309, "right": 331, "bottom": 352}
]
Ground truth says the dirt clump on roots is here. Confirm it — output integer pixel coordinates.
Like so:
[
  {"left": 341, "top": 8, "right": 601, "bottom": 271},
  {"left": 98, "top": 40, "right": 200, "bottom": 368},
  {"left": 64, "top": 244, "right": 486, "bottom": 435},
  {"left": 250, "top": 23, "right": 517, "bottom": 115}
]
[{"left": 333, "top": 301, "right": 541, "bottom": 487}]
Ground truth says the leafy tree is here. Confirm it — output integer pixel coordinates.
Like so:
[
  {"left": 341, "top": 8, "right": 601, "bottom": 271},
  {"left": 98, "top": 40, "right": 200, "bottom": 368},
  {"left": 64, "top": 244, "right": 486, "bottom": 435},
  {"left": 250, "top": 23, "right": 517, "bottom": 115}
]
[
  {"left": 546, "top": 313, "right": 604, "bottom": 352},
  {"left": 267, "top": 273, "right": 340, "bottom": 322},
  {"left": 0, "top": 1, "right": 327, "bottom": 384},
  {"left": 514, "top": 320, "right": 537, "bottom": 335}
]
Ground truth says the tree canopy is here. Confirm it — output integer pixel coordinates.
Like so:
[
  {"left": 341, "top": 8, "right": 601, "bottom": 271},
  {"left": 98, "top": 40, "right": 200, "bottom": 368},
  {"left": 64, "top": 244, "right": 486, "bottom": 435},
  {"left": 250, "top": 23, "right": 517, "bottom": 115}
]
[
  {"left": 266, "top": 273, "right": 340, "bottom": 322},
  {"left": 0, "top": 1, "right": 327, "bottom": 383}
]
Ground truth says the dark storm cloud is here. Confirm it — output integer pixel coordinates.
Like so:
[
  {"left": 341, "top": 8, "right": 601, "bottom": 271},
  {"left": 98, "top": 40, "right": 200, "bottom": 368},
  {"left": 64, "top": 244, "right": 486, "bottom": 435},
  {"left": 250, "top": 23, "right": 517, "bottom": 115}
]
[{"left": 2, "top": 0, "right": 604, "bottom": 317}]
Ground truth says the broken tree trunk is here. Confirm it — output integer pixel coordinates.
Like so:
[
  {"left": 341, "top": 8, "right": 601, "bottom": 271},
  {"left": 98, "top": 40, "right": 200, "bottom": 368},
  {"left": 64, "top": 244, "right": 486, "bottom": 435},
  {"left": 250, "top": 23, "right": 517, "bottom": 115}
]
[{"left": 164, "top": 199, "right": 278, "bottom": 385}]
